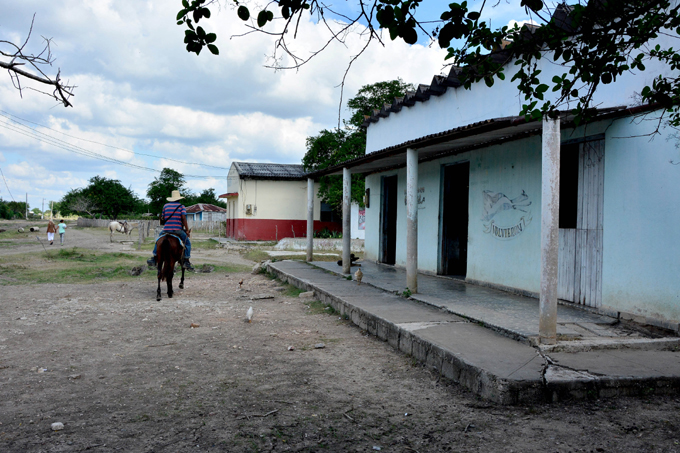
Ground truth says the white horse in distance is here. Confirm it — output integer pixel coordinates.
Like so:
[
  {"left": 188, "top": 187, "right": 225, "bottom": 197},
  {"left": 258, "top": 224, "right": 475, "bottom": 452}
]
[{"left": 109, "top": 221, "right": 136, "bottom": 242}]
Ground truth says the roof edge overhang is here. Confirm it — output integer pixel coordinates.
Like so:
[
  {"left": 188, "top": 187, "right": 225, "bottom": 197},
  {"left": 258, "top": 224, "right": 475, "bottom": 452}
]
[
  {"left": 239, "top": 175, "right": 307, "bottom": 181},
  {"left": 308, "top": 104, "right": 662, "bottom": 178},
  {"left": 219, "top": 192, "right": 238, "bottom": 198}
]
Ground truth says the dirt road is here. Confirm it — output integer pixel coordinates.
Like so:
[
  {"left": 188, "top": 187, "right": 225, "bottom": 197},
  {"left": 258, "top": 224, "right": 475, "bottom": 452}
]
[{"left": 1, "top": 221, "right": 679, "bottom": 452}]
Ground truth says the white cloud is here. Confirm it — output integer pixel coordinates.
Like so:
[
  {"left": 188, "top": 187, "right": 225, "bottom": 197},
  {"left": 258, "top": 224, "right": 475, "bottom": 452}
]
[{"left": 0, "top": 0, "right": 457, "bottom": 209}]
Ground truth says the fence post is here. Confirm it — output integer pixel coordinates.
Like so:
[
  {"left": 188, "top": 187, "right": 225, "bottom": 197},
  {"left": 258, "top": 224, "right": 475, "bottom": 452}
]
[{"left": 137, "top": 222, "right": 143, "bottom": 250}]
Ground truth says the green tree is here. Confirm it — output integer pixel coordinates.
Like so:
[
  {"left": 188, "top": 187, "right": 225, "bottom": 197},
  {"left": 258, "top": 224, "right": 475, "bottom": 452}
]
[
  {"left": 0, "top": 200, "right": 26, "bottom": 219},
  {"left": 180, "top": 0, "right": 680, "bottom": 128},
  {"left": 303, "top": 80, "right": 413, "bottom": 213},
  {"left": 188, "top": 188, "right": 227, "bottom": 208},
  {"left": 345, "top": 79, "right": 414, "bottom": 130},
  {"left": 147, "top": 168, "right": 190, "bottom": 214},
  {"left": 60, "top": 177, "right": 138, "bottom": 219},
  {"left": 6, "top": 201, "right": 28, "bottom": 219}
]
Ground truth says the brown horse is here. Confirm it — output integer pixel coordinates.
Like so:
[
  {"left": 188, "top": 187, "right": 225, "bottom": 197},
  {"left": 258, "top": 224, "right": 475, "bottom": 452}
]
[{"left": 155, "top": 230, "right": 190, "bottom": 301}]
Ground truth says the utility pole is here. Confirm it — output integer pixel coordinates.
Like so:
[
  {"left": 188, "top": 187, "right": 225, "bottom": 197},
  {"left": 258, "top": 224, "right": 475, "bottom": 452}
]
[
  {"left": 50, "top": 200, "right": 54, "bottom": 220},
  {"left": 25, "top": 193, "right": 28, "bottom": 220},
  {"left": 42, "top": 198, "right": 45, "bottom": 219}
]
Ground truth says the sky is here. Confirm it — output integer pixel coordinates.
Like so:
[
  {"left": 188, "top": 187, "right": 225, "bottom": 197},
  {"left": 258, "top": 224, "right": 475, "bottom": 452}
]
[{"left": 0, "top": 0, "right": 533, "bottom": 211}]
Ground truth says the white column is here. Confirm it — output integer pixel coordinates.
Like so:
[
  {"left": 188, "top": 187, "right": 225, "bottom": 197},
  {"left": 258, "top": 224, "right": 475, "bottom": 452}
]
[
  {"left": 406, "top": 147, "right": 419, "bottom": 293},
  {"left": 539, "top": 116, "right": 561, "bottom": 345},
  {"left": 342, "top": 167, "right": 352, "bottom": 274},
  {"left": 306, "top": 178, "right": 314, "bottom": 262}
]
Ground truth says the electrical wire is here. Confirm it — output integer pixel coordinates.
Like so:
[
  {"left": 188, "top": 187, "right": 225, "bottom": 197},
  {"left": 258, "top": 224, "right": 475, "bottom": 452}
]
[
  {"left": 0, "top": 167, "right": 16, "bottom": 201},
  {"left": 0, "top": 110, "right": 232, "bottom": 171},
  {"left": 0, "top": 119, "right": 228, "bottom": 180}
]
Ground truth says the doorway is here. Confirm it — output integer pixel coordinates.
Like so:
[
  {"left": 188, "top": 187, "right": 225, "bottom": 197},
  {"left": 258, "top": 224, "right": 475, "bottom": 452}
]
[
  {"left": 440, "top": 162, "right": 470, "bottom": 276},
  {"left": 380, "top": 175, "right": 398, "bottom": 265},
  {"left": 557, "top": 138, "right": 605, "bottom": 307}
]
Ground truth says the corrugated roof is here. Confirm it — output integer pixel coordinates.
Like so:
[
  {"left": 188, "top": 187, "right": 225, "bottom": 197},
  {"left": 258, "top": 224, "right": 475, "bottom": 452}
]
[
  {"left": 186, "top": 203, "right": 227, "bottom": 213},
  {"left": 233, "top": 162, "right": 307, "bottom": 180},
  {"left": 310, "top": 104, "right": 660, "bottom": 178}
]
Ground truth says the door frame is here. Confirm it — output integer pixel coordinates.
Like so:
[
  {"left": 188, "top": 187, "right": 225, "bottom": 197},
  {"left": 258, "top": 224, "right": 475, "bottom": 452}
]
[{"left": 379, "top": 174, "right": 398, "bottom": 265}]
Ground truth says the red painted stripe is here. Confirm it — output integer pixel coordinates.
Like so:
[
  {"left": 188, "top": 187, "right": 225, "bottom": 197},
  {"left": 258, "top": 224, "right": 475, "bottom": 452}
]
[{"left": 225, "top": 218, "right": 341, "bottom": 241}]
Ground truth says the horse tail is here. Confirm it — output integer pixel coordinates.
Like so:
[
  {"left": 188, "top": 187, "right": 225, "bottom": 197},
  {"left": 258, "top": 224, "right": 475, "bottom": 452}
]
[{"left": 160, "top": 237, "right": 172, "bottom": 282}]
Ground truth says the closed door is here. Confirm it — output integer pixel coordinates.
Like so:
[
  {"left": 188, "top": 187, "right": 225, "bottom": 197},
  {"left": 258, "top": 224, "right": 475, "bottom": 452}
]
[{"left": 558, "top": 139, "right": 604, "bottom": 307}]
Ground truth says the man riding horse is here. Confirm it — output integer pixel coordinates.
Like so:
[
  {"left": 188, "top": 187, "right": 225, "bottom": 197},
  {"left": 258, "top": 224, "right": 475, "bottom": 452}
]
[{"left": 147, "top": 190, "right": 195, "bottom": 271}]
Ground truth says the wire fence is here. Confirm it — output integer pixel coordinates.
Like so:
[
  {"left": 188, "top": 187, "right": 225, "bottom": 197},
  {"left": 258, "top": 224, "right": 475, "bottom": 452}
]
[{"left": 77, "top": 218, "right": 226, "bottom": 237}]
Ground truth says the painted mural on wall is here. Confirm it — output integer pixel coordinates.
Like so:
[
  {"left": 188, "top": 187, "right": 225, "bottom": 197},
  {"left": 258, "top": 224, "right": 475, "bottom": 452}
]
[
  {"left": 481, "top": 190, "right": 532, "bottom": 240},
  {"left": 403, "top": 187, "right": 426, "bottom": 209},
  {"left": 358, "top": 209, "right": 365, "bottom": 230}
]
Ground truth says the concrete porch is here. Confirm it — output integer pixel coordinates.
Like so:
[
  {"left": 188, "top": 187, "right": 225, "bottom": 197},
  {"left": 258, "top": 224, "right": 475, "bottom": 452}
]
[{"left": 267, "top": 260, "right": 680, "bottom": 404}]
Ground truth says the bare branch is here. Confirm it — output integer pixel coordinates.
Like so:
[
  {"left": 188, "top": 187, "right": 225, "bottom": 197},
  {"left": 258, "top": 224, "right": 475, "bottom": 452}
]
[{"left": 0, "top": 14, "right": 74, "bottom": 107}]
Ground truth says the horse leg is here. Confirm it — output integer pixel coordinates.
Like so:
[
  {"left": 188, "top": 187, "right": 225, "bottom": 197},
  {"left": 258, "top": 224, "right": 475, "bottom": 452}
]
[
  {"left": 156, "top": 269, "right": 162, "bottom": 302},
  {"left": 167, "top": 262, "right": 174, "bottom": 298},
  {"left": 179, "top": 267, "right": 185, "bottom": 290}
]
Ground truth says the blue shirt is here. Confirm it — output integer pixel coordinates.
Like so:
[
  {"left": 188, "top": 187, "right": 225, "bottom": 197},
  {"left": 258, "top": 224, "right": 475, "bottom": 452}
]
[{"left": 162, "top": 202, "right": 186, "bottom": 231}]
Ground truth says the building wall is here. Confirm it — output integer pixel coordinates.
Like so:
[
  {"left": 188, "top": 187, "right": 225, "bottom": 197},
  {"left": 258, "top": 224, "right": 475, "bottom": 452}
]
[
  {"left": 365, "top": 36, "right": 676, "bottom": 154},
  {"left": 228, "top": 179, "right": 312, "bottom": 220},
  {"left": 350, "top": 203, "right": 365, "bottom": 240},
  {"left": 601, "top": 117, "right": 680, "bottom": 322},
  {"left": 366, "top": 143, "right": 543, "bottom": 290},
  {"left": 224, "top": 178, "right": 342, "bottom": 240},
  {"left": 365, "top": 117, "right": 680, "bottom": 323}
]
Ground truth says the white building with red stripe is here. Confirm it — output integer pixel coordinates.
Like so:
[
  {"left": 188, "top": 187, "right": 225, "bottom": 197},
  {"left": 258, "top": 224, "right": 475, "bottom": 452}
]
[{"left": 219, "top": 162, "right": 344, "bottom": 241}]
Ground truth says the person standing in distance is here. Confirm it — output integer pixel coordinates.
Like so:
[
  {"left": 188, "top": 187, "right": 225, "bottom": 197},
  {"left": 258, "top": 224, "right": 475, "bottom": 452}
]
[
  {"left": 147, "top": 190, "right": 194, "bottom": 270},
  {"left": 57, "top": 220, "right": 67, "bottom": 245},
  {"left": 46, "top": 219, "right": 57, "bottom": 245}
]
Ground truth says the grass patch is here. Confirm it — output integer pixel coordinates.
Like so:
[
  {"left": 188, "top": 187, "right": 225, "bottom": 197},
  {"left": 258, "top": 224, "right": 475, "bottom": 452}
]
[
  {"left": 282, "top": 284, "right": 305, "bottom": 298},
  {"left": 0, "top": 240, "right": 35, "bottom": 248},
  {"left": 242, "top": 249, "right": 271, "bottom": 263},
  {"left": 306, "top": 300, "right": 337, "bottom": 315},
  {"left": 0, "top": 230, "right": 33, "bottom": 240},
  {"left": 0, "top": 248, "right": 152, "bottom": 285},
  {"left": 209, "top": 263, "right": 252, "bottom": 274},
  {"left": 191, "top": 238, "right": 221, "bottom": 250}
]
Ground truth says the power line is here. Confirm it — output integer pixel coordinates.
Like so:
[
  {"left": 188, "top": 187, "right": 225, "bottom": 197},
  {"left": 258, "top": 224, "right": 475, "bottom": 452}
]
[
  {"left": 0, "top": 120, "right": 228, "bottom": 180},
  {"left": 0, "top": 110, "right": 233, "bottom": 171},
  {"left": 0, "top": 167, "right": 16, "bottom": 201}
]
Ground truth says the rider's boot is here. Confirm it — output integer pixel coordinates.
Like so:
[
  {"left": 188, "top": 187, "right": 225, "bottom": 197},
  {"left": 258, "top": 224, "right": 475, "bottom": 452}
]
[
  {"left": 147, "top": 256, "right": 156, "bottom": 267},
  {"left": 182, "top": 259, "right": 195, "bottom": 270}
]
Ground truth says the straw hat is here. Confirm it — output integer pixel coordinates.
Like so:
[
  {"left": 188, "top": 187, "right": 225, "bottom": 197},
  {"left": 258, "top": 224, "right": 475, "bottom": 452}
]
[{"left": 166, "top": 190, "right": 185, "bottom": 202}]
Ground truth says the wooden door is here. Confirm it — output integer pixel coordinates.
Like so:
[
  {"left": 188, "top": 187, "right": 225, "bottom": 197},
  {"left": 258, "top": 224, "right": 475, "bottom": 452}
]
[{"left": 558, "top": 139, "right": 605, "bottom": 307}]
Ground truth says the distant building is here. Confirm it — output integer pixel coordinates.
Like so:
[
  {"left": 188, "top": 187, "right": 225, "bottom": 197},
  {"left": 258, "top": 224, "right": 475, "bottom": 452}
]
[
  {"left": 185, "top": 203, "right": 227, "bottom": 223},
  {"left": 220, "top": 162, "right": 345, "bottom": 241}
]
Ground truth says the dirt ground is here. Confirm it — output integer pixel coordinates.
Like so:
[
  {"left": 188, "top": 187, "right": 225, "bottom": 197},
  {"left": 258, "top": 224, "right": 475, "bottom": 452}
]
[{"left": 1, "top": 220, "right": 680, "bottom": 452}]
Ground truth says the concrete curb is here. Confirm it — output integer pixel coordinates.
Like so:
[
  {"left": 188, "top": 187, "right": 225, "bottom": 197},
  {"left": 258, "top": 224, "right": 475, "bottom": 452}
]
[
  {"left": 267, "top": 262, "right": 544, "bottom": 404},
  {"left": 311, "top": 262, "right": 680, "bottom": 352},
  {"left": 267, "top": 261, "right": 680, "bottom": 404}
]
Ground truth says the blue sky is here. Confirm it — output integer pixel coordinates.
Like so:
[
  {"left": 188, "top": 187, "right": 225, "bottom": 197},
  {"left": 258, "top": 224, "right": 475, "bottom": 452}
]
[{"left": 0, "top": 1, "right": 533, "bottom": 210}]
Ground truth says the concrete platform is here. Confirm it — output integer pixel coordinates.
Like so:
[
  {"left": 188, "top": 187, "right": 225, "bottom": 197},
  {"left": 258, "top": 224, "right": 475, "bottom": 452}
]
[{"left": 267, "top": 260, "right": 680, "bottom": 404}]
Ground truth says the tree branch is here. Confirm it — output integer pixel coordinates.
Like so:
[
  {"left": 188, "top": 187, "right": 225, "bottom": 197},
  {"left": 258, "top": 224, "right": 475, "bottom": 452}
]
[{"left": 0, "top": 14, "right": 74, "bottom": 107}]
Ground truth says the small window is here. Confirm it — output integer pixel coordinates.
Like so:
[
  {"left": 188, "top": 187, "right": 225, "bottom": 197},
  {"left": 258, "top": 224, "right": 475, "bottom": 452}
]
[
  {"left": 559, "top": 143, "right": 579, "bottom": 229},
  {"left": 320, "top": 202, "right": 341, "bottom": 223}
]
